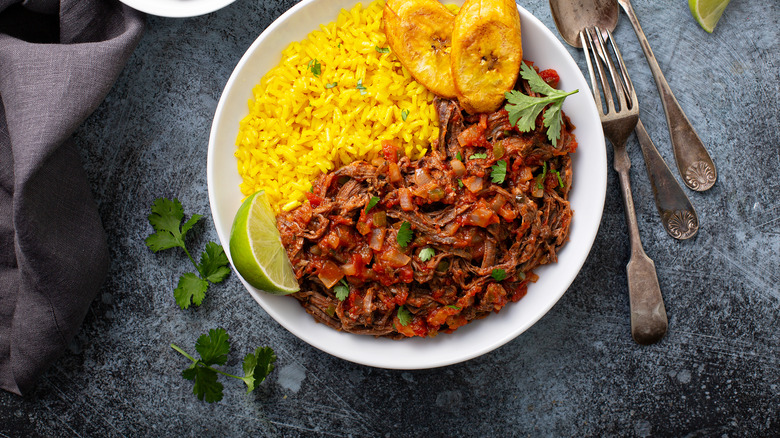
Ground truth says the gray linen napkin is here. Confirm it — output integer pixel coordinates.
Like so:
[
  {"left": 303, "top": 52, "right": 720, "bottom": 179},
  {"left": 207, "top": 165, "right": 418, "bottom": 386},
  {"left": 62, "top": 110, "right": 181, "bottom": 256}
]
[{"left": 0, "top": 0, "right": 143, "bottom": 395}]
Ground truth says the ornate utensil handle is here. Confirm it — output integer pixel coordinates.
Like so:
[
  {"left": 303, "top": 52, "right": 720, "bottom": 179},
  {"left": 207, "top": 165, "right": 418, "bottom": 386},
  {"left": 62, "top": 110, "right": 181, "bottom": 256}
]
[
  {"left": 613, "top": 140, "right": 669, "bottom": 345},
  {"left": 618, "top": 0, "right": 717, "bottom": 191},
  {"left": 634, "top": 119, "right": 699, "bottom": 239}
]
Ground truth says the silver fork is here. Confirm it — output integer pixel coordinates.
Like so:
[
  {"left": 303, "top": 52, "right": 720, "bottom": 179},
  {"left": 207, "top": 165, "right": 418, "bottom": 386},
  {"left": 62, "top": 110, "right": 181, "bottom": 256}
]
[{"left": 582, "top": 26, "right": 668, "bottom": 345}]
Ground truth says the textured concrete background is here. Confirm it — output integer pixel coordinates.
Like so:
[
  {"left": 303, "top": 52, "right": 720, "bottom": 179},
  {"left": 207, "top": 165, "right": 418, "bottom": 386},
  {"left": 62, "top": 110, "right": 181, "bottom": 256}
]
[{"left": 1, "top": 0, "right": 778, "bottom": 436}]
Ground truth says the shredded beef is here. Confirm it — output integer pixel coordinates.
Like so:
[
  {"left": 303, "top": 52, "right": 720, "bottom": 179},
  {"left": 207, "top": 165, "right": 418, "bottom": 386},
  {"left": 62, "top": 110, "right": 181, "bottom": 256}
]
[{"left": 276, "top": 84, "right": 578, "bottom": 339}]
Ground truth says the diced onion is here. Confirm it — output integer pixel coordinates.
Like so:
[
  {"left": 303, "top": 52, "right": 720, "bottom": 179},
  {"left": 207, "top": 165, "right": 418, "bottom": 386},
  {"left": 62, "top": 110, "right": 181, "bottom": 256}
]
[
  {"left": 317, "top": 260, "right": 344, "bottom": 289},
  {"left": 415, "top": 168, "right": 433, "bottom": 186},
  {"left": 462, "top": 176, "right": 483, "bottom": 193},
  {"left": 399, "top": 188, "right": 414, "bottom": 211},
  {"left": 380, "top": 248, "right": 411, "bottom": 268},
  {"left": 341, "top": 263, "right": 357, "bottom": 276},
  {"left": 388, "top": 162, "right": 402, "bottom": 183},
  {"left": 369, "top": 228, "right": 386, "bottom": 251},
  {"left": 450, "top": 159, "right": 466, "bottom": 176},
  {"left": 464, "top": 206, "right": 495, "bottom": 227}
]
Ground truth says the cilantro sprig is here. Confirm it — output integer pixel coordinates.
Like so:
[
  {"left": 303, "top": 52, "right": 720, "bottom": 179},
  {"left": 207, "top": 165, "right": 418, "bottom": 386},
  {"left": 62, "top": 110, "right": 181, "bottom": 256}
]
[
  {"left": 308, "top": 59, "right": 321, "bottom": 77},
  {"left": 491, "top": 160, "right": 507, "bottom": 184},
  {"left": 397, "top": 306, "right": 412, "bottom": 326},
  {"left": 334, "top": 279, "right": 350, "bottom": 301},
  {"left": 397, "top": 222, "right": 413, "bottom": 248},
  {"left": 171, "top": 328, "right": 276, "bottom": 403},
  {"left": 419, "top": 247, "right": 435, "bottom": 262},
  {"left": 491, "top": 268, "right": 507, "bottom": 282},
  {"left": 504, "top": 63, "right": 578, "bottom": 147},
  {"left": 145, "top": 198, "right": 230, "bottom": 309},
  {"left": 365, "top": 196, "right": 380, "bottom": 213}
]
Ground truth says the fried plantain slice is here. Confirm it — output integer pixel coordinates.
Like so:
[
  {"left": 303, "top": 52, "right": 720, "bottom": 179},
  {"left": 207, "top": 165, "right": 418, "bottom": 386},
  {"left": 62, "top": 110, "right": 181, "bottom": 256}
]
[
  {"left": 451, "top": 0, "right": 522, "bottom": 114},
  {"left": 384, "top": 0, "right": 457, "bottom": 99}
]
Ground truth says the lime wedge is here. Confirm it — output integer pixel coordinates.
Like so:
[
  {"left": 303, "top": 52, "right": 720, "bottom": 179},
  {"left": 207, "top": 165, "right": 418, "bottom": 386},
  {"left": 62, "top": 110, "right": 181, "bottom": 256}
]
[
  {"left": 689, "top": 0, "right": 731, "bottom": 33},
  {"left": 229, "top": 191, "right": 299, "bottom": 294}
]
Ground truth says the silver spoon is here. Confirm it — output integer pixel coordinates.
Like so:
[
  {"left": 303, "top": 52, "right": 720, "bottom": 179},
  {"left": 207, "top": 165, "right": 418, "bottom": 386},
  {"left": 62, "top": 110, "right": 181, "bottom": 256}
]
[
  {"left": 618, "top": 0, "right": 717, "bottom": 191},
  {"left": 549, "top": 0, "right": 698, "bottom": 240}
]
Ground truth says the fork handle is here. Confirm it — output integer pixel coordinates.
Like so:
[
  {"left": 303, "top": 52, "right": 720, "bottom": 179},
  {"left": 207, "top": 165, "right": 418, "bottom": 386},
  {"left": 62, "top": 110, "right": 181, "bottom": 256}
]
[
  {"left": 613, "top": 143, "right": 669, "bottom": 345},
  {"left": 618, "top": 0, "right": 717, "bottom": 191}
]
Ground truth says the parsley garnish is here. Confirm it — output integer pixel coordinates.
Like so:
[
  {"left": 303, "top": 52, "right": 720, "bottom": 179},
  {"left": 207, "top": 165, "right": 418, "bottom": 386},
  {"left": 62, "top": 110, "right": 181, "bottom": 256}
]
[
  {"left": 307, "top": 59, "right": 321, "bottom": 77},
  {"left": 456, "top": 152, "right": 463, "bottom": 161},
  {"left": 365, "top": 196, "right": 380, "bottom": 213},
  {"left": 334, "top": 279, "right": 349, "bottom": 301},
  {"left": 469, "top": 152, "right": 487, "bottom": 160},
  {"left": 401, "top": 109, "right": 409, "bottom": 121},
  {"left": 419, "top": 247, "right": 435, "bottom": 261},
  {"left": 397, "top": 306, "right": 412, "bottom": 326},
  {"left": 170, "top": 328, "right": 276, "bottom": 403},
  {"left": 457, "top": 179, "right": 463, "bottom": 188},
  {"left": 491, "top": 160, "right": 507, "bottom": 184},
  {"left": 447, "top": 305, "right": 461, "bottom": 310},
  {"left": 491, "top": 268, "right": 507, "bottom": 282},
  {"left": 356, "top": 79, "right": 367, "bottom": 95},
  {"left": 504, "top": 62, "right": 578, "bottom": 147},
  {"left": 397, "top": 221, "right": 413, "bottom": 248},
  {"left": 325, "top": 82, "right": 338, "bottom": 89},
  {"left": 375, "top": 46, "right": 390, "bottom": 53},
  {"left": 145, "top": 198, "right": 230, "bottom": 309}
]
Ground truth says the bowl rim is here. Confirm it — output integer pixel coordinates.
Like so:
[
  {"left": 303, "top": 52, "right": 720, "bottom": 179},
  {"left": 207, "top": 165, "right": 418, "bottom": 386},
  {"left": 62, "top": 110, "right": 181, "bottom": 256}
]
[
  {"left": 119, "top": 0, "right": 237, "bottom": 18},
  {"left": 208, "top": 0, "right": 606, "bottom": 369}
]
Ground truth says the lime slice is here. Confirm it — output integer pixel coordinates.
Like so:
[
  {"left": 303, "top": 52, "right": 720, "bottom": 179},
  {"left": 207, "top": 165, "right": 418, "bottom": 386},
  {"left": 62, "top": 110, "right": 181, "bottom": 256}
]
[
  {"left": 229, "top": 191, "right": 299, "bottom": 294},
  {"left": 689, "top": 0, "right": 731, "bottom": 33}
]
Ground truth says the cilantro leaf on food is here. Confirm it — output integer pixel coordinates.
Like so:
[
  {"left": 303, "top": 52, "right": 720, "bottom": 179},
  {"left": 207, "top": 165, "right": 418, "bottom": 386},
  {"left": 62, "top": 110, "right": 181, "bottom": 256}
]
[
  {"left": 455, "top": 152, "right": 463, "bottom": 161},
  {"left": 536, "top": 162, "right": 548, "bottom": 190},
  {"left": 198, "top": 242, "right": 231, "bottom": 283},
  {"left": 397, "top": 222, "right": 413, "bottom": 248},
  {"left": 334, "top": 279, "right": 350, "bottom": 301},
  {"left": 457, "top": 179, "right": 463, "bottom": 188},
  {"left": 325, "top": 82, "right": 338, "bottom": 89},
  {"left": 308, "top": 59, "right": 321, "bottom": 77},
  {"left": 146, "top": 198, "right": 230, "bottom": 309},
  {"left": 447, "top": 305, "right": 461, "bottom": 310},
  {"left": 241, "top": 347, "right": 277, "bottom": 393},
  {"left": 174, "top": 273, "right": 208, "bottom": 309},
  {"left": 401, "top": 109, "right": 409, "bottom": 121},
  {"left": 397, "top": 306, "right": 412, "bottom": 326},
  {"left": 375, "top": 46, "right": 390, "bottom": 53},
  {"left": 504, "top": 62, "right": 578, "bottom": 147},
  {"left": 469, "top": 152, "right": 487, "bottom": 160},
  {"left": 365, "top": 196, "right": 380, "bottom": 213},
  {"left": 419, "top": 247, "right": 435, "bottom": 262},
  {"left": 551, "top": 168, "right": 564, "bottom": 188},
  {"left": 356, "top": 79, "right": 367, "bottom": 95},
  {"left": 195, "top": 328, "right": 231, "bottom": 366},
  {"left": 171, "top": 329, "right": 276, "bottom": 403},
  {"left": 491, "top": 160, "right": 507, "bottom": 184},
  {"left": 491, "top": 268, "right": 507, "bottom": 282}
]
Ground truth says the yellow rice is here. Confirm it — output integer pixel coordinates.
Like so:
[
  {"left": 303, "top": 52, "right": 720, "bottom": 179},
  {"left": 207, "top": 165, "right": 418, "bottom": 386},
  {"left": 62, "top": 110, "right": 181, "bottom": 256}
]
[{"left": 235, "top": 0, "right": 443, "bottom": 213}]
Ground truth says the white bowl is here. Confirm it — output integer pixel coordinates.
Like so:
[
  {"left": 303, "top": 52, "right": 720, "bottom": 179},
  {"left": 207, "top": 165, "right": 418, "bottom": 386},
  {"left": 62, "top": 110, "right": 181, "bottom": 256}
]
[
  {"left": 208, "top": 0, "right": 606, "bottom": 369},
  {"left": 119, "top": 0, "right": 236, "bottom": 17}
]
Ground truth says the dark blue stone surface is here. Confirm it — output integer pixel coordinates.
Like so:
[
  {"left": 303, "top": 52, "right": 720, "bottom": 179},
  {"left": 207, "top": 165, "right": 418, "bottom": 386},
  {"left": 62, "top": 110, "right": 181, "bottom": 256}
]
[{"left": 1, "top": 0, "right": 777, "bottom": 436}]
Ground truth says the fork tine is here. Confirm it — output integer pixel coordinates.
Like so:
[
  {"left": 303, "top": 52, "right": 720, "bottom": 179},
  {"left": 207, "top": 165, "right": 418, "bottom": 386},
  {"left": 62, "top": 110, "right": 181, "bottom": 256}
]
[
  {"left": 580, "top": 30, "right": 604, "bottom": 114},
  {"left": 604, "top": 28, "right": 638, "bottom": 110},
  {"left": 583, "top": 27, "right": 616, "bottom": 115},
  {"left": 592, "top": 26, "right": 630, "bottom": 114}
]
